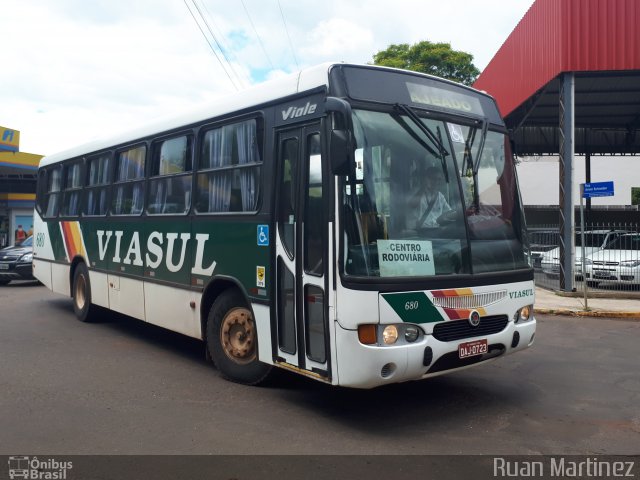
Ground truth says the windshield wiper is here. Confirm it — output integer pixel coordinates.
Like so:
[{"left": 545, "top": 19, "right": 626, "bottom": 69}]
[
  {"left": 461, "top": 119, "right": 488, "bottom": 175},
  {"left": 395, "top": 104, "right": 450, "bottom": 181},
  {"left": 473, "top": 120, "right": 488, "bottom": 174},
  {"left": 396, "top": 104, "right": 449, "bottom": 158}
]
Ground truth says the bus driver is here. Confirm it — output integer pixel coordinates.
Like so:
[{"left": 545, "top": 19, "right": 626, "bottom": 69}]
[{"left": 409, "top": 166, "right": 451, "bottom": 229}]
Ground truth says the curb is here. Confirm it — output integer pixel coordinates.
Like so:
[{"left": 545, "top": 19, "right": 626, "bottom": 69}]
[{"left": 534, "top": 307, "right": 640, "bottom": 319}]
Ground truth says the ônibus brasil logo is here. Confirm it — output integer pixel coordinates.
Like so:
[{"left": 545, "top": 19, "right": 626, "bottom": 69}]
[{"left": 8, "top": 456, "right": 72, "bottom": 480}]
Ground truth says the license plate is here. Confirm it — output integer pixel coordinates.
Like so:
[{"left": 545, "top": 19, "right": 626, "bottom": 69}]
[
  {"left": 0, "top": 264, "right": 9, "bottom": 270},
  {"left": 458, "top": 339, "right": 488, "bottom": 359},
  {"left": 594, "top": 270, "right": 612, "bottom": 278}
]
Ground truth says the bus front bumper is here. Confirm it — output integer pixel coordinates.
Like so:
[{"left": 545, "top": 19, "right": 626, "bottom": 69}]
[{"left": 334, "top": 318, "right": 536, "bottom": 389}]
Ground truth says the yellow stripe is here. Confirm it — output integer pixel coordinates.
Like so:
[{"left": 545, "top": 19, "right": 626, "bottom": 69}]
[
  {"left": 455, "top": 288, "right": 474, "bottom": 296},
  {"left": 0, "top": 193, "right": 36, "bottom": 200},
  {"left": 0, "top": 151, "right": 43, "bottom": 166}
]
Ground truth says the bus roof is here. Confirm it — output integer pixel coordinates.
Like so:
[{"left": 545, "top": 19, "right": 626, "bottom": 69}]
[
  {"left": 39, "top": 62, "right": 494, "bottom": 168},
  {"left": 39, "top": 62, "right": 337, "bottom": 168}
]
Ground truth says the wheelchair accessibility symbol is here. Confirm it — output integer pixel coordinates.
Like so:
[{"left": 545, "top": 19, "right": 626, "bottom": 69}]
[{"left": 257, "top": 225, "right": 269, "bottom": 246}]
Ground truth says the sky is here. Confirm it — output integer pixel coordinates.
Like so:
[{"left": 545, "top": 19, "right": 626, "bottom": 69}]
[{"left": 2, "top": 0, "right": 536, "bottom": 156}]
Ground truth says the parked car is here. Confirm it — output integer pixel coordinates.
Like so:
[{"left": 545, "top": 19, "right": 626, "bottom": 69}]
[
  {"left": 0, "top": 236, "right": 34, "bottom": 285},
  {"left": 528, "top": 228, "right": 559, "bottom": 269},
  {"left": 540, "top": 230, "right": 627, "bottom": 278},
  {"left": 585, "top": 233, "right": 640, "bottom": 287}
]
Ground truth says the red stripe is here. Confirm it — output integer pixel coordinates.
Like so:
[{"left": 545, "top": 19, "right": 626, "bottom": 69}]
[{"left": 61, "top": 222, "right": 78, "bottom": 260}]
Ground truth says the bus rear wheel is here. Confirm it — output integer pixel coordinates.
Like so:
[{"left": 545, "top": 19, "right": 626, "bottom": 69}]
[
  {"left": 72, "top": 263, "right": 97, "bottom": 322},
  {"left": 206, "top": 290, "right": 272, "bottom": 385}
]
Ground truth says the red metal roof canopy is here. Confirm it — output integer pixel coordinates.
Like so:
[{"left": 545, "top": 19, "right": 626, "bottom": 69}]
[
  {"left": 475, "top": 0, "right": 640, "bottom": 118},
  {"left": 474, "top": 0, "right": 640, "bottom": 155}
]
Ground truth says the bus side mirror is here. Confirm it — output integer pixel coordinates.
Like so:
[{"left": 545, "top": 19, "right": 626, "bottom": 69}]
[
  {"left": 325, "top": 97, "right": 354, "bottom": 176},
  {"left": 330, "top": 129, "right": 353, "bottom": 176}
]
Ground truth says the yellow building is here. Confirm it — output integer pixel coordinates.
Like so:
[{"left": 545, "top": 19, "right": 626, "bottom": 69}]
[{"left": 0, "top": 126, "right": 43, "bottom": 247}]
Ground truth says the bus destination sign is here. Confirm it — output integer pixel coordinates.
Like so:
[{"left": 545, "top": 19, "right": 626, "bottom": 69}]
[{"left": 407, "top": 83, "right": 484, "bottom": 116}]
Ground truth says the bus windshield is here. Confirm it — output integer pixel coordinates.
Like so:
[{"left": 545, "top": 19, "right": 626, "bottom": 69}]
[{"left": 342, "top": 108, "right": 529, "bottom": 278}]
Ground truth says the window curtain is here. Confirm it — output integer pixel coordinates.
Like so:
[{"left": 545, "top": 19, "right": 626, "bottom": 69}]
[
  {"left": 113, "top": 186, "right": 124, "bottom": 214},
  {"left": 132, "top": 183, "right": 144, "bottom": 214},
  {"left": 235, "top": 120, "right": 259, "bottom": 211},
  {"left": 206, "top": 126, "right": 233, "bottom": 212},
  {"left": 98, "top": 188, "right": 107, "bottom": 215}
]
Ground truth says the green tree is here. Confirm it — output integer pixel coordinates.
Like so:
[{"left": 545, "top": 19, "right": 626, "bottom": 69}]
[
  {"left": 632, "top": 187, "right": 640, "bottom": 206},
  {"left": 372, "top": 41, "right": 480, "bottom": 86}
]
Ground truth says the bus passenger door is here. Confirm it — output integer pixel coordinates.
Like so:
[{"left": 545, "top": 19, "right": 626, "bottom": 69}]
[{"left": 275, "top": 125, "right": 330, "bottom": 379}]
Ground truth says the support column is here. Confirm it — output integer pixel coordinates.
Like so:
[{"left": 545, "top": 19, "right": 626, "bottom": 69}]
[
  {"left": 585, "top": 150, "right": 591, "bottom": 222},
  {"left": 558, "top": 73, "right": 575, "bottom": 292}
]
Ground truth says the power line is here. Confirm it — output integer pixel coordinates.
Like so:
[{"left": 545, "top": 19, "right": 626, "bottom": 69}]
[
  {"left": 200, "top": 0, "right": 251, "bottom": 85},
  {"left": 182, "top": 0, "right": 241, "bottom": 90},
  {"left": 276, "top": 0, "right": 299, "bottom": 70},
  {"left": 193, "top": 0, "right": 248, "bottom": 88},
  {"left": 240, "top": 0, "right": 275, "bottom": 71}
]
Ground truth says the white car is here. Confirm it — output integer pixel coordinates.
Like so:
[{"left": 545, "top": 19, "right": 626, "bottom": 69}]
[
  {"left": 540, "top": 230, "right": 627, "bottom": 278},
  {"left": 585, "top": 233, "right": 640, "bottom": 286}
]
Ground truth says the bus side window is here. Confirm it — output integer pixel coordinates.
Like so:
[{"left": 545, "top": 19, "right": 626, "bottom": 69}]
[
  {"left": 61, "top": 161, "right": 83, "bottom": 217},
  {"left": 147, "top": 135, "right": 192, "bottom": 215},
  {"left": 44, "top": 166, "right": 62, "bottom": 218},
  {"left": 196, "top": 119, "right": 262, "bottom": 214},
  {"left": 112, "top": 145, "right": 146, "bottom": 216},
  {"left": 84, "top": 154, "right": 111, "bottom": 216}
]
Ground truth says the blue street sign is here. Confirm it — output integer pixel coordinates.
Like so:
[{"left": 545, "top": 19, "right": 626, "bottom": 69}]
[{"left": 582, "top": 181, "right": 614, "bottom": 198}]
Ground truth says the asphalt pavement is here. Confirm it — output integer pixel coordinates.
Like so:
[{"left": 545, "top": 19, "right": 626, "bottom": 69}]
[{"left": 1, "top": 280, "right": 640, "bottom": 456}]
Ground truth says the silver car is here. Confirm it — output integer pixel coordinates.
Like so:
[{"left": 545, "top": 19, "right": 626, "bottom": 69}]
[
  {"left": 540, "top": 230, "right": 627, "bottom": 278},
  {"left": 585, "top": 233, "right": 640, "bottom": 287}
]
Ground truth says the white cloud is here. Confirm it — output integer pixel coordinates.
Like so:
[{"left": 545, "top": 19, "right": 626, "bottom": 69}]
[
  {"left": 0, "top": 0, "right": 536, "bottom": 155},
  {"left": 301, "top": 18, "right": 375, "bottom": 59}
]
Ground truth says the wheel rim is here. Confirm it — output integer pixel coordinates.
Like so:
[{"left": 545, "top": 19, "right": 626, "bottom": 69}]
[
  {"left": 220, "top": 307, "right": 256, "bottom": 365},
  {"left": 75, "top": 273, "right": 86, "bottom": 310}
]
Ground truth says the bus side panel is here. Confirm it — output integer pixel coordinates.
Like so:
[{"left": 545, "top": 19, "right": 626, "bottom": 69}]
[
  {"left": 107, "top": 275, "right": 145, "bottom": 321},
  {"left": 88, "top": 270, "right": 109, "bottom": 309},
  {"left": 32, "top": 212, "right": 55, "bottom": 290},
  {"left": 144, "top": 282, "right": 201, "bottom": 339},
  {"left": 252, "top": 303, "right": 273, "bottom": 365},
  {"left": 51, "top": 263, "right": 70, "bottom": 296},
  {"left": 33, "top": 259, "right": 52, "bottom": 290}
]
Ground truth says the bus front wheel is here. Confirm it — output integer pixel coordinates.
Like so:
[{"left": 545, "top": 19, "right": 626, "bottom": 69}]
[
  {"left": 206, "top": 290, "right": 272, "bottom": 385},
  {"left": 72, "top": 263, "right": 97, "bottom": 322}
]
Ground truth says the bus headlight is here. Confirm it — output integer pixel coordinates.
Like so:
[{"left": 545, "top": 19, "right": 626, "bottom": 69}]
[
  {"left": 404, "top": 325, "right": 420, "bottom": 343},
  {"left": 514, "top": 305, "right": 534, "bottom": 323},
  {"left": 357, "top": 324, "right": 424, "bottom": 346},
  {"left": 382, "top": 325, "right": 398, "bottom": 344}
]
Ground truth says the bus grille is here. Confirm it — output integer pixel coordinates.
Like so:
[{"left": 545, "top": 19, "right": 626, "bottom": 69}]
[
  {"left": 430, "top": 290, "right": 507, "bottom": 309},
  {"left": 432, "top": 315, "right": 509, "bottom": 342}
]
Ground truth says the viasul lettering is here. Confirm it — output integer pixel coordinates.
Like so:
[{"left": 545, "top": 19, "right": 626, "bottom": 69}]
[
  {"left": 509, "top": 289, "right": 534, "bottom": 299},
  {"left": 96, "top": 230, "right": 216, "bottom": 275}
]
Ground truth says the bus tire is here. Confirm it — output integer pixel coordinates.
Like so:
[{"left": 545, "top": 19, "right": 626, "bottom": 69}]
[
  {"left": 206, "top": 290, "right": 272, "bottom": 385},
  {"left": 72, "top": 263, "right": 97, "bottom": 322}
]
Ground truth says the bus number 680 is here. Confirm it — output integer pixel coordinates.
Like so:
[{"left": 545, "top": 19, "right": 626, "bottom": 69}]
[{"left": 405, "top": 301, "right": 419, "bottom": 311}]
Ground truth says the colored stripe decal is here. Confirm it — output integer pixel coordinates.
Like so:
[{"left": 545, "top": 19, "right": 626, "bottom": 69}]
[
  {"left": 430, "top": 288, "right": 487, "bottom": 321},
  {"left": 60, "top": 221, "right": 86, "bottom": 262},
  {"left": 381, "top": 291, "right": 444, "bottom": 324}
]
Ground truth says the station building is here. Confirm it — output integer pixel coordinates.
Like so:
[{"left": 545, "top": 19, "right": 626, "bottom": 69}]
[{"left": 0, "top": 126, "right": 42, "bottom": 247}]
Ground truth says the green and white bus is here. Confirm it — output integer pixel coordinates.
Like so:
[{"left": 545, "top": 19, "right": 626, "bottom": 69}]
[{"left": 33, "top": 63, "right": 536, "bottom": 388}]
